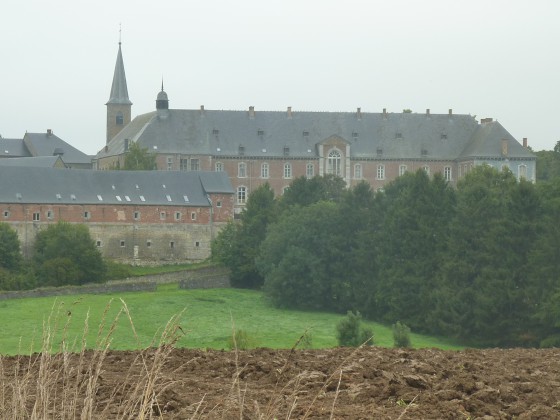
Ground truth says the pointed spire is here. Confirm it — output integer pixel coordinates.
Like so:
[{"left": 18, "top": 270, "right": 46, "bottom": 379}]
[{"left": 106, "top": 39, "right": 132, "bottom": 105}]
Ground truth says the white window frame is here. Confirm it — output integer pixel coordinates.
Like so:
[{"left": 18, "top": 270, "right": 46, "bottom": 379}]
[
  {"left": 444, "top": 166, "right": 452, "bottom": 181},
  {"left": 237, "top": 186, "right": 247, "bottom": 205},
  {"left": 283, "top": 162, "right": 292, "bottom": 179},
  {"left": 376, "top": 164, "right": 385, "bottom": 180},
  {"left": 399, "top": 165, "right": 407, "bottom": 176},
  {"left": 238, "top": 162, "right": 247, "bottom": 178},
  {"left": 261, "top": 162, "right": 269, "bottom": 179},
  {"left": 518, "top": 164, "right": 528, "bottom": 180},
  {"left": 423, "top": 165, "right": 430, "bottom": 176},
  {"left": 306, "top": 163, "right": 314, "bottom": 178},
  {"left": 354, "top": 163, "right": 362, "bottom": 179},
  {"left": 215, "top": 162, "right": 223, "bottom": 172},
  {"left": 327, "top": 149, "right": 341, "bottom": 176}
]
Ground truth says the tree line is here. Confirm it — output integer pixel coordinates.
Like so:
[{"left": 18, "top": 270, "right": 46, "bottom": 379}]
[{"left": 213, "top": 168, "right": 560, "bottom": 348}]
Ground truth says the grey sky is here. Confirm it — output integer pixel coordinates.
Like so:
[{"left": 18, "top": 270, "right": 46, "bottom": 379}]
[{"left": 1, "top": 0, "right": 558, "bottom": 155}]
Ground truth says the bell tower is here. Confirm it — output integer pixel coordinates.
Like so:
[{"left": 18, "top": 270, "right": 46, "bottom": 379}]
[{"left": 106, "top": 37, "right": 132, "bottom": 143}]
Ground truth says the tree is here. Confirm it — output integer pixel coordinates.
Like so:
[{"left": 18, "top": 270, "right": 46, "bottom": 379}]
[
  {"left": 212, "top": 183, "right": 277, "bottom": 288},
  {"left": 336, "top": 311, "right": 373, "bottom": 347},
  {"left": 33, "top": 222, "right": 106, "bottom": 287},
  {"left": 0, "top": 223, "right": 23, "bottom": 272},
  {"left": 123, "top": 142, "right": 157, "bottom": 170},
  {"left": 279, "top": 174, "right": 346, "bottom": 209},
  {"left": 373, "top": 170, "right": 456, "bottom": 329}
]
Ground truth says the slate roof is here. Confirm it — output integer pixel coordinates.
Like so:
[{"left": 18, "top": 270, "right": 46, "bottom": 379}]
[
  {"left": 106, "top": 43, "right": 132, "bottom": 106},
  {"left": 0, "top": 138, "right": 29, "bottom": 158},
  {"left": 0, "top": 156, "right": 65, "bottom": 168},
  {"left": 23, "top": 132, "right": 92, "bottom": 165},
  {"left": 97, "top": 108, "right": 534, "bottom": 162},
  {"left": 0, "top": 167, "right": 234, "bottom": 206},
  {"left": 459, "top": 121, "right": 535, "bottom": 160}
]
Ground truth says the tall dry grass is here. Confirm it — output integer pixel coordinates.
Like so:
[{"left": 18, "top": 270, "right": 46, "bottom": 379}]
[{"left": 0, "top": 298, "right": 184, "bottom": 419}]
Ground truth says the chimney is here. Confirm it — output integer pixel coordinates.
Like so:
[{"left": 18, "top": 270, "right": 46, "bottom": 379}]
[
  {"left": 200, "top": 105, "right": 205, "bottom": 112},
  {"left": 249, "top": 106, "right": 255, "bottom": 119},
  {"left": 47, "top": 129, "right": 53, "bottom": 136},
  {"left": 448, "top": 109, "right": 453, "bottom": 117},
  {"left": 501, "top": 138, "right": 508, "bottom": 156},
  {"left": 523, "top": 137, "right": 528, "bottom": 148},
  {"left": 481, "top": 118, "right": 494, "bottom": 124},
  {"left": 287, "top": 106, "right": 292, "bottom": 119},
  {"left": 426, "top": 109, "right": 430, "bottom": 117},
  {"left": 382, "top": 108, "right": 387, "bottom": 119},
  {"left": 357, "top": 107, "right": 362, "bottom": 120}
]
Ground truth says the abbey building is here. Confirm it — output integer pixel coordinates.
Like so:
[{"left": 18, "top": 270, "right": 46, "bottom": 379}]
[{"left": 95, "top": 43, "right": 536, "bottom": 215}]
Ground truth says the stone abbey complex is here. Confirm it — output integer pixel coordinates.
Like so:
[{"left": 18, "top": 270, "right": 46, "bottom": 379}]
[
  {"left": 0, "top": 41, "right": 537, "bottom": 264},
  {"left": 95, "top": 43, "right": 536, "bottom": 216}
]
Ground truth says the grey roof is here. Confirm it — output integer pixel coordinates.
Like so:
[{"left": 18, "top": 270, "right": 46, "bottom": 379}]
[
  {"left": 106, "top": 43, "right": 132, "bottom": 106},
  {"left": 97, "top": 107, "right": 533, "bottom": 162},
  {"left": 459, "top": 121, "right": 535, "bottom": 160},
  {"left": 0, "top": 156, "right": 65, "bottom": 168},
  {"left": 0, "top": 138, "right": 30, "bottom": 158},
  {"left": 0, "top": 167, "right": 234, "bottom": 206},
  {"left": 23, "top": 132, "right": 92, "bottom": 165}
]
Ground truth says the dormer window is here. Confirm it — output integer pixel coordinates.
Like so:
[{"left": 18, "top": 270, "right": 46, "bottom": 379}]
[
  {"left": 257, "top": 130, "right": 264, "bottom": 137},
  {"left": 441, "top": 134, "right": 448, "bottom": 140},
  {"left": 421, "top": 149, "right": 428, "bottom": 157},
  {"left": 283, "top": 146, "right": 290, "bottom": 156},
  {"left": 377, "top": 148, "right": 383, "bottom": 157},
  {"left": 352, "top": 131, "right": 359, "bottom": 139},
  {"left": 396, "top": 132, "right": 402, "bottom": 139},
  {"left": 303, "top": 131, "right": 309, "bottom": 138},
  {"left": 238, "top": 145, "right": 245, "bottom": 156}
]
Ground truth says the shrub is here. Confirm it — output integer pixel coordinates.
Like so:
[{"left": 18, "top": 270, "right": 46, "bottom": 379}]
[
  {"left": 392, "top": 321, "right": 412, "bottom": 348},
  {"left": 336, "top": 311, "right": 374, "bottom": 347},
  {"left": 105, "top": 260, "right": 133, "bottom": 280},
  {"left": 228, "top": 329, "right": 254, "bottom": 350}
]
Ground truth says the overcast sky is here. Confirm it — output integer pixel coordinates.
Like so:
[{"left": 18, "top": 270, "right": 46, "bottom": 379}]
[{"left": 1, "top": 0, "right": 558, "bottom": 155}]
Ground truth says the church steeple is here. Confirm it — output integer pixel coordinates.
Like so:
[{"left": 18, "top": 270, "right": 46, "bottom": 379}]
[{"left": 106, "top": 38, "right": 132, "bottom": 144}]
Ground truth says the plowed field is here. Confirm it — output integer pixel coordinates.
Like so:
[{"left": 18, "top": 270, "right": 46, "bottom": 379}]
[{"left": 2, "top": 347, "right": 560, "bottom": 419}]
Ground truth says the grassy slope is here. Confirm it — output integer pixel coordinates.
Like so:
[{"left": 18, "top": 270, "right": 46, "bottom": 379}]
[{"left": 0, "top": 285, "right": 462, "bottom": 355}]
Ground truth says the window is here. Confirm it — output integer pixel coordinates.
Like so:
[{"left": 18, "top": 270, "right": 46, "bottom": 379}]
[
  {"left": 133, "top": 211, "right": 140, "bottom": 221},
  {"left": 306, "top": 163, "right": 314, "bottom": 178},
  {"left": 116, "top": 195, "right": 122, "bottom": 202},
  {"left": 96, "top": 240, "right": 102, "bottom": 247},
  {"left": 376, "top": 164, "right": 385, "bottom": 180},
  {"left": 183, "top": 195, "right": 189, "bottom": 202},
  {"left": 97, "top": 195, "right": 103, "bottom": 201},
  {"left": 175, "top": 212, "right": 182, "bottom": 221},
  {"left": 352, "top": 131, "right": 358, "bottom": 139},
  {"left": 261, "top": 163, "right": 269, "bottom": 179},
  {"left": 423, "top": 165, "right": 430, "bottom": 175},
  {"left": 396, "top": 132, "right": 402, "bottom": 139},
  {"left": 180, "top": 158, "right": 189, "bottom": 171},
  {"left": 160, "top": 211, "right": 166, "bottom": 220},
  {"left": 84, "top": 211, "right": 90, "bottom": 220},
  {"left": 3, "top": 211, "right": 9, "bottom": 218},
  {"left": 216, "top": 201, "right": 222, "bottom": 208},
  {"left": 376, "top": 148, "right": 383, "bottom": 157},
  {"left": 283, "top": 162, "right": 292, "bottom": 179},
  {"left": 257, "top": 130, "right": 264, "bottom": 137},
  {"left": 116, "top": 113, "right": 123, "bottom": 125},
  {"left": 167, "top": 156, "right": 173, "bottom": 171},
  {"left": 32, "top": 212, "right": 40, "bottom": 221},
  {"left": 166, "top": 195, "right": 172, "bottom": 202},
  {"left": 195, "top": 241, "right": 200, "bottom": 248},
  {"left": 190, "top": 158, "right": 200, "bottom": 171},
  {"left": 237, "top": 186, "right": 247, "bottom": 205},
  {"left": 139, "top": 195, "right": 145, "bottom": 202},
  {"left": 120, "top": 240, "right": 125, "bottom": 248},
  {"left": 146, "top": 240, "right": 152, "bottom": 248},
  {"left": 238, "top": 162, "right": 247, "bottom": 178},
  {"left": 238, "top": 145, "right": 245, "bottom": 156},
  {"left": 303, "top": 131, "right": 309, "bottom": 138},
  {"left": 327, "top": 150, "right": 341, "bottom": 176},
  {"left": 399, "top": 165, "right": 407, "bottom": 176},
  {"left": 354, "top": 164, "right": 362, "bottom": 179},
  {"left": 444, "top": 166, "right": 452, "bottom": 181},
  {"left": 518, "top": 164, "right": 528, "bottom": 180},
  {"left": 283, "top": 146, "right": 290, "bottom": 156},
  {"left": 441, "top": 133, "right": 448, "bottom": 140},
  {"left": 215, "top": 162, "right": 223, "bottom": 172},
  {"left": 170, "top": 241, "right": 175, "bottom": 249},
  {"left": 191, "top": 212, "right": 197, "bottom": 221}
]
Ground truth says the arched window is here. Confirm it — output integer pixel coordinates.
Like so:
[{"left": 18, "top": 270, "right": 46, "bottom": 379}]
[
  {"left": 518, "top": 164, "right": 528, "bottom": 180},
  {"left": 354, "top": 163, "right": 362, "bottom": 179},
  {"left": 116, "top": 112, "right": 124, "bottom": 125},
  {"left": 306, "top": 163, "right": 314, "bottom": 178},
  {"left": 237, "top": 186, "right": 247, "bottom": 204},
  {"left": 283, "top": 162, "right": 292, "bottom": 179},
  {"left": 399, "top": 165, "right": 407, "bottom": 176},
  {"left": 376, "top": 164, "right": 385, "bottom": 180},
  {"left": 327, "top": 150, "right": 341, "bottom": 176},
  {"left": 238, "top": 162, "right": 247, "bottom": 178},
  {"left": 261, "top": 163, "right": 269, "bottom": 179},
  {"left": 444, "top": 166, "right": 452, "bottom": 181}
]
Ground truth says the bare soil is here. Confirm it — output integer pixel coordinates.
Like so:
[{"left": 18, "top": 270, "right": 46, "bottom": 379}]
[{"left": 2, "top": 347, "right": 560, "bottom": 419}]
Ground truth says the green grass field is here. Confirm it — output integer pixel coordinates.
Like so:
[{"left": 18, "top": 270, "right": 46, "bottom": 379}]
[{"left": 0, "top": 285, "right": 463, "bottom": 355}]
